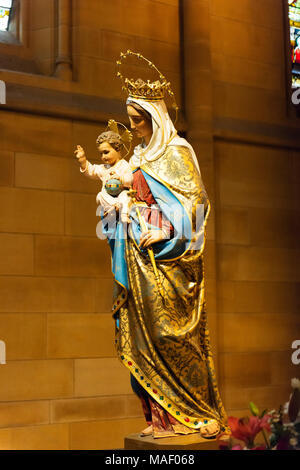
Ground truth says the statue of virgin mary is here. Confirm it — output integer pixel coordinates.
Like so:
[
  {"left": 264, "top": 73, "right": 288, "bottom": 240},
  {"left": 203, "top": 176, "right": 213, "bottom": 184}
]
[{"left": 102, "top": 51, "right": 229, "bottom": 439}]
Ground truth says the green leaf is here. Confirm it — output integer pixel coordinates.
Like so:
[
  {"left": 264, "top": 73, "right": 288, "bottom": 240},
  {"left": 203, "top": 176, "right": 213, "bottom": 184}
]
[{"left": 249, "top": 401, "right": 260, "bottom": 416}]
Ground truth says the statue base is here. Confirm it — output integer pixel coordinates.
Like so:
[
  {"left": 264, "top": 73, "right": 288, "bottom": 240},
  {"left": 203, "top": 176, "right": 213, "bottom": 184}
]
[{"left": 124, "top": 432, "right": 228, "bottom": 450}]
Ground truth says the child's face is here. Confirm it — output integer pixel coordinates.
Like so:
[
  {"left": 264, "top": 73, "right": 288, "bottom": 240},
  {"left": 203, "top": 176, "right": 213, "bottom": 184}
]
[{"left": 98, "top": 142, "right": 120, "bottom": 165}]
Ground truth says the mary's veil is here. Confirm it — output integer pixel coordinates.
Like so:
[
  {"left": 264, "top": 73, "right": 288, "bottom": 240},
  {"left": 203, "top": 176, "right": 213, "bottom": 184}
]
[{"left": 126, "top": 97, "right": 201, "bottom": 175}]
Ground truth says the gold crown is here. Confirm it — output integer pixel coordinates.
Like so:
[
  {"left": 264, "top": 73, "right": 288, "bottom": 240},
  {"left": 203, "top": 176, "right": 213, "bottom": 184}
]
[
  {"left": 116, "top": 50, "right": 178, "bottom": 113},
  {"left": 124, "top": 77, "right": 168, "bottom": 101}
]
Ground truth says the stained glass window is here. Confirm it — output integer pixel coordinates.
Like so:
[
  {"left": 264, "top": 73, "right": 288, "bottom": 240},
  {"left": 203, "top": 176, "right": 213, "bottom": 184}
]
[
  {"left": 0, "top": 0, "right": 12, "bottom": 31},
  {"left": 289, "top": 0, "right": 300, "bottom": 88}
]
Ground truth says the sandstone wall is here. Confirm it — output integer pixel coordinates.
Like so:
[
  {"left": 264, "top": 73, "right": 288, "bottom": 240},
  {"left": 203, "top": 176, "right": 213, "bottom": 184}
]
[{"left": 0, "top": 0, "right": 299, "bottom": 449}]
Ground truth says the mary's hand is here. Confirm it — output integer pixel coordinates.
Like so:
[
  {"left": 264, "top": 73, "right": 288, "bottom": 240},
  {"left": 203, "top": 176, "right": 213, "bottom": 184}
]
[{"left": 139, "top": 229, "right": 165, "bottom": 249}]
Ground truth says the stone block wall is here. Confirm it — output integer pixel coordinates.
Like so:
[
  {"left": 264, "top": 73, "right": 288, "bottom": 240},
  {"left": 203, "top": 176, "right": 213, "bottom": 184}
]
[
  {"left": 210, "top": 0, "right": 300, "bottom": 418},
  {"left": 0, "top": 0, "right": 299, "bottom": 449}
]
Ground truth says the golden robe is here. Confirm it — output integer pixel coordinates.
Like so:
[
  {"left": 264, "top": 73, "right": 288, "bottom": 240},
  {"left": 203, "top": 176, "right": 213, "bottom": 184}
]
[{"left": 112, "top": 145, "right": 229, "bottom": 434}]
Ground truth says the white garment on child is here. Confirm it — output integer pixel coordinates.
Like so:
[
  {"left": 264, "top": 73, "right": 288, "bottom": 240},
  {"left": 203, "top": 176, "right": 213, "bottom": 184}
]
[{"left": 80, "top": 159, "right": 133, "bottom": 216}]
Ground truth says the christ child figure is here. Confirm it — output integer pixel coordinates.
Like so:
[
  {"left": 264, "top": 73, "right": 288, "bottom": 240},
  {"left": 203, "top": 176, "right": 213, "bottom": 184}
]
[{"left": 74, "top": 128, "right": 133, "bottom": 224}]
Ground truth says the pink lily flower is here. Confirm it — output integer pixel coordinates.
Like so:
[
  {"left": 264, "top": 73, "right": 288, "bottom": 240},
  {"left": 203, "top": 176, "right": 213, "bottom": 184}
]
[{"left": 228, "top": 415, "right": 271, "bottom": 448}]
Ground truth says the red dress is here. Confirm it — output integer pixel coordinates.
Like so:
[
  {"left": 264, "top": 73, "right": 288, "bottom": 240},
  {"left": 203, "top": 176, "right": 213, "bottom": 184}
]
[{"left": 132, "top": 169, "right": 174, "bottom": 237}]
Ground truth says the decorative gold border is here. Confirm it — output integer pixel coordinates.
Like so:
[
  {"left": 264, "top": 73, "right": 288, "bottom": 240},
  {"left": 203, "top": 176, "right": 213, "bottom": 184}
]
[
  {"left": 111, "top": 277, "right": 128, "bottom": 316},
  {"left": 117, "top": 351, "right": 219, "bottom": 431}
]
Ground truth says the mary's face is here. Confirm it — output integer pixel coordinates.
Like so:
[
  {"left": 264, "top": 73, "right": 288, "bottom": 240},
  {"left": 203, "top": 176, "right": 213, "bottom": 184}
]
[{"left": 127, "top": 105, "right": 153, "bottom": 143}]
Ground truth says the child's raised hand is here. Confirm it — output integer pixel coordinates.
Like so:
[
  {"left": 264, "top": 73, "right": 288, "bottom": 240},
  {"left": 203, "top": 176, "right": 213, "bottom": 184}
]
[
  {"left": 74, "top": 145, "right": 87, "bottom": 170},
  {"left": 74, "top": 145, "right": 86, "bottom": 161}
]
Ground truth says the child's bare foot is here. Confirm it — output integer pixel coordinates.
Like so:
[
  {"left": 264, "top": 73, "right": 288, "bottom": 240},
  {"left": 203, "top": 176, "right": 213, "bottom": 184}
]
[
  {"left": 121, "top": 213, "right": 131, "bottom": 224},
  {"left": 114, "top": 202, "right": 121, "bottom": 213},
  {"left": 200, "top": 421, "right": 220, "bottom": 438}
]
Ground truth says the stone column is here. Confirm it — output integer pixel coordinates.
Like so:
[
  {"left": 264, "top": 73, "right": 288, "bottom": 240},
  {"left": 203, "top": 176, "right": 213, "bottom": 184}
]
[
  {"left": 19, "top": 0, "right": 29, "bottom": 47},
  {"left": 54, "top": 0, "right": 72, "bottom": 80},
  {"left": 181, "top": 0, "right": 219, "bottom": 372}
]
